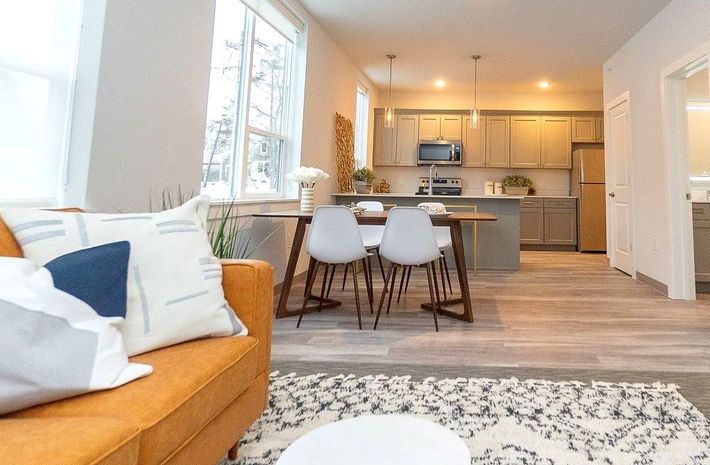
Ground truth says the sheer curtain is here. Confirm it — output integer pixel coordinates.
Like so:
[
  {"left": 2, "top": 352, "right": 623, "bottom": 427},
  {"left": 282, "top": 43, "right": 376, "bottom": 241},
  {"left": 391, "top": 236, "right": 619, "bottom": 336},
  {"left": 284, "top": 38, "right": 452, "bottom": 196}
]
[{"left": 0, "top": 0, "right": 83, "bottom": 204}]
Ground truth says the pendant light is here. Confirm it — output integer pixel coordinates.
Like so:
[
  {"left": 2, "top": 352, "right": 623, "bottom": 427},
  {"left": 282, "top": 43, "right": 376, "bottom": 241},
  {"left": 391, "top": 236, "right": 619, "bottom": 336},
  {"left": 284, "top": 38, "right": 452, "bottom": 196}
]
[
  {"left": 384, "top": 54, "right": 396, "bottom": 128},
  {"left": 470, "top": 55, "right": 482, "bottom": 129}
]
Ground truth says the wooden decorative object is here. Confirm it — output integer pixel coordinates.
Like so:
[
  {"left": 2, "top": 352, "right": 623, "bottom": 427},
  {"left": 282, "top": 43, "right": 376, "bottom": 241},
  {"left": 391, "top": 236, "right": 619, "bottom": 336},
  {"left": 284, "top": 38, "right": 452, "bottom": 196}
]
[
  {"left": 335, "top": 113, "right": 355, "bottom": 193},
  {"left": 374, "top": 179, "right": 391, "bottom": 193}
]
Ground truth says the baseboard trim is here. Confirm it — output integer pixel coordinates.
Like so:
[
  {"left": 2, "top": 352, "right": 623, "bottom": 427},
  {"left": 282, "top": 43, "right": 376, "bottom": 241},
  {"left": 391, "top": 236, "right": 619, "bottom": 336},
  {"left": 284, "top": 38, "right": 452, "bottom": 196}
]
[
  {"left": 636, "top": 271, "right": 669, "bottom": 296},
  {"left": 521, "top": 245, "right": 577, "bottom": 252}
]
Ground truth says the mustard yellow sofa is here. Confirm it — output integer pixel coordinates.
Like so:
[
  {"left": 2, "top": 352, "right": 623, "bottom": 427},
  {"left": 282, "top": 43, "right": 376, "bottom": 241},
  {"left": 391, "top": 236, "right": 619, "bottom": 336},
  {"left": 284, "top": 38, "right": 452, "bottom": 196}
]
[{"left": 0, "top": 217, "right": 273, "bottom": 465}]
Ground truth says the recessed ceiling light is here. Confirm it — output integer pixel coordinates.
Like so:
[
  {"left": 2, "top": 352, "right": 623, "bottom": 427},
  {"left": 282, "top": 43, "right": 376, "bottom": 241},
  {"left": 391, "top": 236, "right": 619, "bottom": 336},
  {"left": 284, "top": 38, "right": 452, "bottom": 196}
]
[
  {"left": 435, "top": 80, "right": 446, "bottom": 87},
  {"left": 538, "top": 81, "right": 551, "bottom": 89}
]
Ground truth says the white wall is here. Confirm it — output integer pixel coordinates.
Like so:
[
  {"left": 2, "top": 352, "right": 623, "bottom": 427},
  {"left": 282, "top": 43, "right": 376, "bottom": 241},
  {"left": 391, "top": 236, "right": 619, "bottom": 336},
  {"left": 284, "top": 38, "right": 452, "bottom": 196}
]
[
  {"left": 603, "top": 0, "right": 710, "bottom": 287},
  {"left": 66, "top": 0, "right": 379, "bottom": 283},
  {"left": 374, "top": 90, "right": 603, "bottom": 196},
  {"left": 77, "top": 0, "right": 215, "bottom": 213}
]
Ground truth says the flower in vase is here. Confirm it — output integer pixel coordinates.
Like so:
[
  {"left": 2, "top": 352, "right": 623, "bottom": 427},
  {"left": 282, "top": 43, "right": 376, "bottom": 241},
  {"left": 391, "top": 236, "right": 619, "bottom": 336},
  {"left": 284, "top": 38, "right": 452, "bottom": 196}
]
[{"left": 285, "top": 166, "right": 330, "bottom": 188}]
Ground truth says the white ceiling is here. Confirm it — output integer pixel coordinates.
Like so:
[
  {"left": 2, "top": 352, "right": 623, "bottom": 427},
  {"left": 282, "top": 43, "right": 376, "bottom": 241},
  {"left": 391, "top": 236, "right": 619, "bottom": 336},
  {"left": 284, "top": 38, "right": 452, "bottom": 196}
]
[{"left": 298, "top": 0, "right": 672, "bottom": 93}]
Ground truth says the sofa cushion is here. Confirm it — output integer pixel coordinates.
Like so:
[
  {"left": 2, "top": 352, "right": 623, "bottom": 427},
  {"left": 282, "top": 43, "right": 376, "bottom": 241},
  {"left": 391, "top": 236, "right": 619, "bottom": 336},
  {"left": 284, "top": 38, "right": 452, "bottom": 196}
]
[
  {"left": 0, "top": 197, "right": 248, "bottom": 356},
  {"left": 10, "top": 335, "right": 259, "bottom": 465},
  {"left": 0, "top": 417, "right": 141, "bottom": 465}
]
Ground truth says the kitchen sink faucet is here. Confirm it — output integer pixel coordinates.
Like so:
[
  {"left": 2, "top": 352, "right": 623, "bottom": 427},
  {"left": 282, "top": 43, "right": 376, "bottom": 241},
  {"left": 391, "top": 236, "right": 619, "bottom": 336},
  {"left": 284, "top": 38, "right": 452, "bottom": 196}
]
[{"left": 429, "top": 164, "right": 438, "bottom": 196}]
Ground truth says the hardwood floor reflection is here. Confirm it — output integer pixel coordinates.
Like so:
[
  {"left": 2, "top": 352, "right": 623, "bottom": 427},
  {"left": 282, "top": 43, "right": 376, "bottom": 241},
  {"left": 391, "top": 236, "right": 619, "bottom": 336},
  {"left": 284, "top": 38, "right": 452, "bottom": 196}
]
[{"left": 271, "top": 252, "right": 710, "bottom": 374}]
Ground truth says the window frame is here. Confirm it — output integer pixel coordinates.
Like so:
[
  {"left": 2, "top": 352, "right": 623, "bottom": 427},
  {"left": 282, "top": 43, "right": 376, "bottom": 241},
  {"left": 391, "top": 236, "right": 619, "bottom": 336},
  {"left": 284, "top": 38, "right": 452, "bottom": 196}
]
[{"left": 204, "top": 2, "right": 302, "bottom": 201}]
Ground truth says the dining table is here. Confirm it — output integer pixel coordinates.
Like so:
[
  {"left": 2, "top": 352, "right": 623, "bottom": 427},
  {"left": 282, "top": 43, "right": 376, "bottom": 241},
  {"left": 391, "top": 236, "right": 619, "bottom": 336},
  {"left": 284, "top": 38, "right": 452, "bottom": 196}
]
[{"left": 251, "top": 209, "right": 497, "bottom": 323}]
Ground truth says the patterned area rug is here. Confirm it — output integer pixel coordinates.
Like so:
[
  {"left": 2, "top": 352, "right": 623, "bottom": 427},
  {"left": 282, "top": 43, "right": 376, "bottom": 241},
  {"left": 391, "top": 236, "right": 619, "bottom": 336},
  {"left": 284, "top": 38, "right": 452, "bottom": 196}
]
[{"left": 223, "top": 372, "right": 710, "bottom": 465}]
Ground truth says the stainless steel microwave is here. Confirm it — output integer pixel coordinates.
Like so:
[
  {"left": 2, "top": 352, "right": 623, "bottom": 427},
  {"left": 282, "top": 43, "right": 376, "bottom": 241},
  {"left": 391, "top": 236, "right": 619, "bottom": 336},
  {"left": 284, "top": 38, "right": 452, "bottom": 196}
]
[{"left": 417, "top": 140, "right": 462, "bottom": 165}]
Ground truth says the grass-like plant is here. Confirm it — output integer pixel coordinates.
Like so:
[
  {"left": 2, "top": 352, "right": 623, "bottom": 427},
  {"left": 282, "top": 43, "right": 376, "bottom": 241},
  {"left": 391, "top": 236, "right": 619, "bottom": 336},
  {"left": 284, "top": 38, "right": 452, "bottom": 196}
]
[
  {"left": 150, "top": 187, "right": 279, "bottom": 259},
  {"left": 502, "top": 175, "right": 534, "bottom": 188}
]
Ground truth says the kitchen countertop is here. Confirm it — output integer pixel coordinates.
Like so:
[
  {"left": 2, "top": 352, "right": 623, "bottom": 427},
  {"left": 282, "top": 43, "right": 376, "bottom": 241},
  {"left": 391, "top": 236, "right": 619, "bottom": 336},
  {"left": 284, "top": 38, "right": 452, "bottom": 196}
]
[
  {"left": 332, "top": 193, "right": 524, "bottom": 200},
  {"left": 523, "top": 195, "right": 578, "bottom": 199}
]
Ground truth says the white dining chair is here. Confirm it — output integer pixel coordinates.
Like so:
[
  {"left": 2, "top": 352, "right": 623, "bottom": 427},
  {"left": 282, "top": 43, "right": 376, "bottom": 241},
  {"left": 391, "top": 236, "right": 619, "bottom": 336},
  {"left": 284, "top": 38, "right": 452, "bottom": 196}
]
[
  {"left": 393, "top": 202, "right": 454, "bottom": 303},
  {"left": 374, "top": 207, "right": 444, "bottom": 331},
  {"left": 298, "top": 206, "right": 373, "bottom": 329},
  {"left": 328, "top": 201, "right": 386, "bottom": 301}
]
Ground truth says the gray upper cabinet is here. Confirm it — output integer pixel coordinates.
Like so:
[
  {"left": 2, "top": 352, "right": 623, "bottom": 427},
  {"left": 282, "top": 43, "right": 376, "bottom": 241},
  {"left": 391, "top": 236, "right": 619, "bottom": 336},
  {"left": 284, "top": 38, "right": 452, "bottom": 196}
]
[
  {"left": 595, "top": 117, "right": 604, "bottom": 143},
  {"left": 485, "top": 116, "right": 510, "bottom": 168},
  {"left": 418, "top": 114, "right": 462, "bottom": 141},
  {"left": 462, "top": 115, "right": 486, "bottom": 167},
  {"left": 571, "top": 117, "right": 597, "bottom": 143},
  {"left": 510, "top": 116, "right": 541, "bottom": 168},
  {"left": 373, "top": 113, "right": 396, "bottom": 166},
  {"left": 395, "top": 114, "right": 419, "bottom": 167},
  {"left": 541, "top": 116, "right": 572, "bottom": 169}
]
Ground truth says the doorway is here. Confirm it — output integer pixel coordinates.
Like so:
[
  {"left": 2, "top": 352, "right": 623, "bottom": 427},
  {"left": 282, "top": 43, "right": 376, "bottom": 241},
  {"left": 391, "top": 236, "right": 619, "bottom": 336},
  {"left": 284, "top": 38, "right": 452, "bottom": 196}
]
[{"left": 662, "top": 40, "right": 710, "bottom": 300}]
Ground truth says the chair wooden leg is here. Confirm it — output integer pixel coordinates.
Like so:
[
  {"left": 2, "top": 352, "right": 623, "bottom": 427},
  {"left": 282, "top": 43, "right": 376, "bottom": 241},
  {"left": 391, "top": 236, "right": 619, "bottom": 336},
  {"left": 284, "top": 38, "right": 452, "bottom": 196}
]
[
  {"left": 432, "top": 260, "right": 443, "bottom": 315},
  {"left": 386, "top": 265, "right": 398, "bottom": 315},
  {"left": 326, "top": 264, "right": 336, "bottom": 298},
  {"left": 341, "top": 263, "right": 348, "bottom": 291},
  {"left": 318, "top": 264, "right": 329, "bottom": 312},
  {"left": 351, "top": 262, "right": 363, "bottom": 330},
  {"left": 375, "top": 248, "right": 386, "bottom": 281},
  {"left": 443, "top": 253, "right": 453, "bottom": 294},
  {"left": 228, "top": 443, "right": 238, "bottom": 461},
  {"left": 404, "top": 266, "right": 412, "bottom": 292},
  {"left": 297, "top": 261, "right": 320, "bottom": 328},
  {"left": 304, "top": 257, "right": 316, "bottom": 297},
  {"left": 374, "top": 264, "right": 395, "bottom": 330},
  {"left": 439, "top": 256, "right": 448, "bottom": 300},
  {"left": 367, "top": 256, "right": 374, "bottom": 304},
  {"left": 362, "top": 258, "right": 374, "bottom": 314},
  {"left": 425, "top": 262, "right": 440, "bottom": 332},
  {"left": 396, "top": 265, "right": 407, "bottom": 303}
]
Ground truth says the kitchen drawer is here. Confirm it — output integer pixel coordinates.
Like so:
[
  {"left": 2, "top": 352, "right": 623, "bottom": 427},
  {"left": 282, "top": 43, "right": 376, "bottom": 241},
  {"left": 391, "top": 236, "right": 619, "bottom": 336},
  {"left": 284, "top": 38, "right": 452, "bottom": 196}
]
[
  {"left": 692, "top": 203, "right": 710, "bottom": 221},
  {"left": 544, "top": 198, "right": 576, "bottom": 209},
  {"left": 520, "top": 197, "right": 543, "bottom": 208}
]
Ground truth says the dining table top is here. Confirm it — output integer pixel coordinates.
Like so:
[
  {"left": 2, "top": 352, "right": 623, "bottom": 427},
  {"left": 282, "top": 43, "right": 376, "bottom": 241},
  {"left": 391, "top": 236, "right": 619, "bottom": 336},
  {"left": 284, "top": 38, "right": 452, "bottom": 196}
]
[{"left": 252, "top": 210, "right": 498, "bottom": 222}]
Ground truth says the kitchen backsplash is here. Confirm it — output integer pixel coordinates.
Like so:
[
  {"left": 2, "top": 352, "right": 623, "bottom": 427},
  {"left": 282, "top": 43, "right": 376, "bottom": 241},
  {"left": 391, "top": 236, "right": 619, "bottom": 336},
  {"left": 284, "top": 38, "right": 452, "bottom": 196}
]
[{"left": 374, "top": 166, "right": 571, "bottom": 197}]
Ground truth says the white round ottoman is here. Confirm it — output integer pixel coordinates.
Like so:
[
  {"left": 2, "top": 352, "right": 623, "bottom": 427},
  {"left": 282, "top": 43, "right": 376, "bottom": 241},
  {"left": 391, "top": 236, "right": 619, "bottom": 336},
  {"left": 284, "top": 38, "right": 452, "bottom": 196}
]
[{"left": 276, "top": 415, "right": 471, "bottom": 465}]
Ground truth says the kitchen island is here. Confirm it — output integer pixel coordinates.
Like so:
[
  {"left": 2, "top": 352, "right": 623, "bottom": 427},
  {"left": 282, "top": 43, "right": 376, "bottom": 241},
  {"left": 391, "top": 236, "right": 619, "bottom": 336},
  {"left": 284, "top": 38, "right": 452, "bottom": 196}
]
[{"left": 333, "top": 193, "right": 522, "bottom": 270}]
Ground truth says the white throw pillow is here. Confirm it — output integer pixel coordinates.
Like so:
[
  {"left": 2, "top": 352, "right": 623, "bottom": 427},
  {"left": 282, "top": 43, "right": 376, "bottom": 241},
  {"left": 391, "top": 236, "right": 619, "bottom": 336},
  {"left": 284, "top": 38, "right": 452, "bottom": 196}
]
[
  {"left": 0, "top": 258, "right": 153, "bottom": 415},
  {"left": 0, "top": 196, "right": 247, "bottom": 356}
]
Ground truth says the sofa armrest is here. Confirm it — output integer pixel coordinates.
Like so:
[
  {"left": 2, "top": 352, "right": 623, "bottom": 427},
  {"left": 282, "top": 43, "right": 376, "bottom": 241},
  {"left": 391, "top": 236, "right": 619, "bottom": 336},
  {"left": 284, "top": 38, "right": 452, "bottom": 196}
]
[{"left": 221, "top": 259, "right": 273, "bottom": 375}]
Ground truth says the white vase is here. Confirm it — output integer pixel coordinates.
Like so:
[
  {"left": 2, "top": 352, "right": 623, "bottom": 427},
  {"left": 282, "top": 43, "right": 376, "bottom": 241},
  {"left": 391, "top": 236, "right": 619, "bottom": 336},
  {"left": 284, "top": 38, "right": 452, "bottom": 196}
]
[{"left": 300, "top": 187, "right": 315, "bottom": 213}]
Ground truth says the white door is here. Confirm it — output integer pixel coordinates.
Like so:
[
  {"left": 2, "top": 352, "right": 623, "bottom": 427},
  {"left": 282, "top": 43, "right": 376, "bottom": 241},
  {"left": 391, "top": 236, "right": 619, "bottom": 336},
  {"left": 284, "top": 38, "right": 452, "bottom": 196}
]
[{"left": 608, "top": 97, "right": 634, "bottom": 275}]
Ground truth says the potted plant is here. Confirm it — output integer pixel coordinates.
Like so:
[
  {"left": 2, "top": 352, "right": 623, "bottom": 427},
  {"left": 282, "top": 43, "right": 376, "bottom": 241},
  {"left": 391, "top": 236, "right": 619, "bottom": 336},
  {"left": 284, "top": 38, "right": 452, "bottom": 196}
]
[
  {"left": 502, "top": 175, "right": 534, "bottom": 196},
  {"left": 353, "top": 167, "right": 376, "bottom": 194}
]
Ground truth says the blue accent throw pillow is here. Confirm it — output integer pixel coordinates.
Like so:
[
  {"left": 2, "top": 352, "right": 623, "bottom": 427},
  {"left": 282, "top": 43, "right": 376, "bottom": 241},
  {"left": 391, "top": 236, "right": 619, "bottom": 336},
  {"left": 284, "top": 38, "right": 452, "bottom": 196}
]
[{"left": 45, "top": 241, "right": 130, "bottom": 318}]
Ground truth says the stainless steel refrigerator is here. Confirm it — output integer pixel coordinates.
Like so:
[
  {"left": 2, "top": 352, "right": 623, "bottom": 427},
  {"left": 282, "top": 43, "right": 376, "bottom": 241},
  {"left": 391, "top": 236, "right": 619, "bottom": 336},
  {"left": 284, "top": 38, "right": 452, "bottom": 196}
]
[{"left": 570, "top": 149, "right": 606, "bottom": 252}]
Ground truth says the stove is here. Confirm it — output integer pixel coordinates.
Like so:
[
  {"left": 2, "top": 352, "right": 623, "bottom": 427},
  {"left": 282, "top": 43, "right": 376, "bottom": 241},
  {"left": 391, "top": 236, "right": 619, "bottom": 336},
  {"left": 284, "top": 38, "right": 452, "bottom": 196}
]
[{"left": 415, "top": 177, "right": 463, "bottom": 196}]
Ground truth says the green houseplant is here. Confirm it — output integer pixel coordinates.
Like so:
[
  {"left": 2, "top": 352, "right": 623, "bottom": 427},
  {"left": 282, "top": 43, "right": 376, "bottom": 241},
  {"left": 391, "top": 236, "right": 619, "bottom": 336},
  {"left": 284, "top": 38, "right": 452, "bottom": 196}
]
[
  {"left": 353, "top": 167, "right": 376, "bottom": 194},
  {"left": 151, "top": 187, "right": 279, "bottom": 259},
  {"left": 502, "top": 175, "right": 534, "bottom": 196}
]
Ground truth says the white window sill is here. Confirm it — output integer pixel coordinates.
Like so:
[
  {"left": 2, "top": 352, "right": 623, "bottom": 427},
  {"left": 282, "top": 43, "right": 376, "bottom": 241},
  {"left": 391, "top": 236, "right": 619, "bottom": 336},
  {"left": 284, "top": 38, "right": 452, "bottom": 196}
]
[{"left": 209, "top": 197, "right": 300, "bottom": 206}]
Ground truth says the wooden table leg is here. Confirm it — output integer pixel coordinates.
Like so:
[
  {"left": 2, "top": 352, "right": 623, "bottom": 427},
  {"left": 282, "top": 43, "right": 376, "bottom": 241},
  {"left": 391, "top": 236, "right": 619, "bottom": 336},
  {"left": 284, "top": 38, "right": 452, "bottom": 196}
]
[
  {"left": 420, "top": 221, "right": 474, "bottom": 322},
  {"left": 275, "top": 217, "right": 342, "bottom": 319},
  {"left": 276, "top": 217, "right": 307, "bottom": 319},
  {"left": 450, "top": 221, "right": 473, "bottom": 322}
]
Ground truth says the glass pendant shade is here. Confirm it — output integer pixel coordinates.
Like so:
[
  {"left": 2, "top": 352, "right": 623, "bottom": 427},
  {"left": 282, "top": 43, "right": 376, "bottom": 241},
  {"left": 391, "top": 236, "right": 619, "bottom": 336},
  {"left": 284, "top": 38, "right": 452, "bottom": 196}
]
[
  {"left": 384, "top": 107, "right": 395, "bottom": 128},
  {"left": 469, "top": 107, "right": 479, "bottom": 129}
]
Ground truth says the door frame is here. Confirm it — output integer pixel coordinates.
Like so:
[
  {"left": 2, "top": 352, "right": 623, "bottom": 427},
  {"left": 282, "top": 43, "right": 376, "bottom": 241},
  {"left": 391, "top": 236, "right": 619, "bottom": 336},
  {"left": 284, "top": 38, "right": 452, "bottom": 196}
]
[
  {"left": 660, "top": 39, "right": 710, "bottom": 299},
  {"left": 605, "top": 91, "right": 636, "bottom": 277}
]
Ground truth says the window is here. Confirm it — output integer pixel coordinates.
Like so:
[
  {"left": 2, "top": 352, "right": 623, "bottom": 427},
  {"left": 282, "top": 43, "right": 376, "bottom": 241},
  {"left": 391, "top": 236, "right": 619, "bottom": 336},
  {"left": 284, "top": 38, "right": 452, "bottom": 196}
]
[
  {"left": 0, "top": 0, "right": 83, "bottom": 204},
  {"left": 354, "top": 85, "right": 369, "bottom": 168},
  {"left": 202, "top": 0, "right": 303, "bottom": 200}
]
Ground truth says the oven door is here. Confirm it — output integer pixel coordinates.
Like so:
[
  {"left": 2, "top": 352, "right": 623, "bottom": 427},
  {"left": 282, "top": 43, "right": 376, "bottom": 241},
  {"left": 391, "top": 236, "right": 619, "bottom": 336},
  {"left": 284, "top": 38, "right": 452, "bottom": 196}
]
[{"left": 417, "top": 141, "right": 462, "bottom": 165}]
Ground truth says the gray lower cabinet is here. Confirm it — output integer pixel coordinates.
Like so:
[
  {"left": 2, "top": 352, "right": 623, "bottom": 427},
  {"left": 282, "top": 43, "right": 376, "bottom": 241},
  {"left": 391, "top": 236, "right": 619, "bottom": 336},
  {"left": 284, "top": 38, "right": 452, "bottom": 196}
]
[
  {"left": 693, "top": 203, "right": 710, "bottom": 282},
  {"left": 520, "top": 197, "right": 577, "bottom": 246},
  {"left": 520, "top": 197, "right": 544, "bottom": 244}
]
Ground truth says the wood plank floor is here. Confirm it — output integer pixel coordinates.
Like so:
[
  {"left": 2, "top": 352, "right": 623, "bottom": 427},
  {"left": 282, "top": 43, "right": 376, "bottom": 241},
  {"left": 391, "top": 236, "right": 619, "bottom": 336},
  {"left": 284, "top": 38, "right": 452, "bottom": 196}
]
[{"left": 271, "top": 252, "right": 710, "bottom": 374}]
